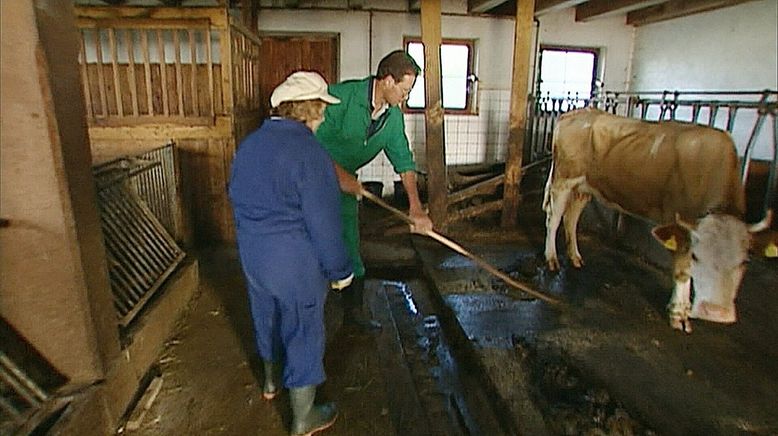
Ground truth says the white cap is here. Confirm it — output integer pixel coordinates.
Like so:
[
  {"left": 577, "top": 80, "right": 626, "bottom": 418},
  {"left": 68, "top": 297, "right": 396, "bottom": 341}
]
[{"left": 270, "top": 71, "right": 341, "bottom": 108}]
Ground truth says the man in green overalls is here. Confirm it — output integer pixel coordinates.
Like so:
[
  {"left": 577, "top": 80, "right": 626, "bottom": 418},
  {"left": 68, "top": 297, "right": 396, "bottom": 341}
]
[{"left": 316, "top": 50, "right": 434, "bottom": 330}]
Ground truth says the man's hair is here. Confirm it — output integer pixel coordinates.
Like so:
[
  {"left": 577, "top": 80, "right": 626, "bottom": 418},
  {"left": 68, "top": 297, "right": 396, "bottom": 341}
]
[
  {"left": 271, "top": 100, "right": 326, "bottom": 124},
  {"left": 376, "top": 50, "right": 421, "bottom": 81}
]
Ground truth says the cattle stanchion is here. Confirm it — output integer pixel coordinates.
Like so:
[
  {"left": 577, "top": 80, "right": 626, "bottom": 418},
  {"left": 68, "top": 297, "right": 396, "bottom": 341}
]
[{"left": 360, "top": 188, "right": 563, "bottom": 306}]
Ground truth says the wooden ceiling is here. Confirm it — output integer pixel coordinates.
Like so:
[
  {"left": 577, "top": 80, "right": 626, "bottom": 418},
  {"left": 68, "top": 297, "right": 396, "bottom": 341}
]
[{"left": 466, "top": 0, "right": 758, "bottom": 26}]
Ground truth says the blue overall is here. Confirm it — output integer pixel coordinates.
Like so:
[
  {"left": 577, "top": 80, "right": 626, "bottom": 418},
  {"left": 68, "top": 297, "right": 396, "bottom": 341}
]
[{"left": 228, "top": 118, "right": 352, "bottom": 388}]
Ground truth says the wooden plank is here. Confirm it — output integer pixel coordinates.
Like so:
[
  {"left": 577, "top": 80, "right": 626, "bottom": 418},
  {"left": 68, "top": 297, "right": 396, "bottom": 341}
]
[
  {"left": 91, "top": 115, "right": 214, "bottom": 127},
  {"left": 206, "top": 28, "right": 215, "bottom": 118},
  {"left": 420, "top": 0, "right": 448, "bottom": 231},
  {"left": 141, "top": 30, "right": 154, "bottom": 116},
  {"left": 156, "top": 30, "right": 169, "bottom": 116},
  {"left": 93, "top": 30, "right": 109, "bottom": 117},
  {"left": 447, "top": 174, "right": 504, "bottom": 204},
  {"left": 500, "top": 0, "right": 535, "bottom": 227},
  {"left": 74, "top": 6, "right": 228, "bottom": 29},
  {"left": 576, "top": 0, "right": 666, "bottom": 21},
  {"left": 77, "top": 18, "right": 210, "bottom": 31},
  {"left": 108, "top": 28, "right": 124, "bottom": 117},
  {"left": 446, "top": 199, "right": 503, "bottom": 224},
  {"left": 627, "top": 0, "right": 757, "bottom": 25},
  {"left": 124, "top": 29, "right": 139, "bottom": 116},
  {"left": 173, "top": 30, "right": 184, "bottom": 116},
  {"left": 78, "top": 30, "right": 94, "bottom": 119},
  {"left": 189, "top": 29, "right": 198, "bottom": 116}
]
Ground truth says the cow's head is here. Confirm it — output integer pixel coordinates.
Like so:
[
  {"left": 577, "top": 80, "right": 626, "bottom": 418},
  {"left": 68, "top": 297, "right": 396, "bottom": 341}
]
[{"left": 652, "top": 210, "right": 773, "bottom": 324}]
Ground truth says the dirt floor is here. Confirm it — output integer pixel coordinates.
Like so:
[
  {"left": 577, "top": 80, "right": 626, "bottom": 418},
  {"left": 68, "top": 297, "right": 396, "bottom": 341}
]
[{"left": 119, "top": 191, "right": 778, "bottom": 436}]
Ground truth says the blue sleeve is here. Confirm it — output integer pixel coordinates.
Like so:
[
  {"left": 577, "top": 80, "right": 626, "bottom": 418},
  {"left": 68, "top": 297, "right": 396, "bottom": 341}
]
[{"left": 299, "top": 142, "right": 353, "bottom": 281}]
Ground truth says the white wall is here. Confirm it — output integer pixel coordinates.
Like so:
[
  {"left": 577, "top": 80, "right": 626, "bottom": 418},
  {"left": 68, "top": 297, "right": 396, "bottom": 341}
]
[
  {"left": 630, "top": 0, "right": 777, "bottom": 160},
  {"left": 257, "top": 6, "right": 637, "bottom": 189}
]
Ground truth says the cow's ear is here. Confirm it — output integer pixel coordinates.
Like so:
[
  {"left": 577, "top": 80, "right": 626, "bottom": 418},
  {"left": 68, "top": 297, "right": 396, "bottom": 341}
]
[
  {"left": 750, "top": 230, "right": 778, "bottom": 258},
  {"left": 652, "top": 224, "right": 686, "bottom": 252}
]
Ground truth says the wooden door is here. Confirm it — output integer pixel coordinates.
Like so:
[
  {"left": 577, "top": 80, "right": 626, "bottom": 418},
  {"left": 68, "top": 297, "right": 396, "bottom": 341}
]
[{"left": 258, "top": 34, "right": 339, "bottom": 118}]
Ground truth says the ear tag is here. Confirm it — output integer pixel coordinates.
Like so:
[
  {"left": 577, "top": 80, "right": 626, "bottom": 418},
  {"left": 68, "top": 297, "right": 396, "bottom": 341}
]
[
  {"left": 663, "top": 235, "right": 678, "bottom": 251},
  {"left": 765, "top": 242, "right": 778, "bottom": 258}
]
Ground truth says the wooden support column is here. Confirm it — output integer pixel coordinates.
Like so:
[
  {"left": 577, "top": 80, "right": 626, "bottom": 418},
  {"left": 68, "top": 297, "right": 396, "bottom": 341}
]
[
  {"left": 501, "top": 0, "right": 535, "bottom": 227},
  {"left": 420, "top": 0, "right": 448, "bottom": 230}
]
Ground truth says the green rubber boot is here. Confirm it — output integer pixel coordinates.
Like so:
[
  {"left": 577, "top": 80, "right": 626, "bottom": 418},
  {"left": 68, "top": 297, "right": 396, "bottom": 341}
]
[
  {"left": 262, "top": 360, "right": 280, "bottom": 400},
  {"left": 289, "top": 385, "right": 337, "bottom": 436}
]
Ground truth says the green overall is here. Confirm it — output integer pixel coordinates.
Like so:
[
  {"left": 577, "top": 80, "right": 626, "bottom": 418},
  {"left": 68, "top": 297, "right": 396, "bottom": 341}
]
[{"left": 316, "top": 76, "right": 416, "bottom": 278}]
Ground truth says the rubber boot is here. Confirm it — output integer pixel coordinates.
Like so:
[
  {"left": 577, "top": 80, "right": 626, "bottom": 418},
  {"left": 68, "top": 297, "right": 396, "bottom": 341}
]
[
  {"left": 262, "top": 360, "right": 280, "bottom": 400},
  {"left": 289, "top": 385, "right": 337, "bottom": 436},
  {"left": 342, "top": 277, "right": 381, "bottom": 331}
]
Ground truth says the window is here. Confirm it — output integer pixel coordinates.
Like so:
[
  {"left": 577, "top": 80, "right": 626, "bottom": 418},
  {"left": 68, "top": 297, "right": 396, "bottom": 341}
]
[
  {"left": 538, "top": 46, "right": 598, "bottom": 105},
  {"left": 404, "top": 38, "right": 477, "bottom": 114}
]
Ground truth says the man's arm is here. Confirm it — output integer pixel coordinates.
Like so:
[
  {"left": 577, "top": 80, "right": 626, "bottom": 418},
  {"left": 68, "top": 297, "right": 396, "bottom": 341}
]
[{"left": 400, "top": 170, "right": 433, "bottom": 234}]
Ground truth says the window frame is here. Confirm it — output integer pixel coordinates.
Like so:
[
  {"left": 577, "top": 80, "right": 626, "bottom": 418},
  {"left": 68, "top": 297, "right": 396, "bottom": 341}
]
[
  {"left": 537, "top": 45, "right": 600, "bottom": 100},
  {"left": 403, "top": 36, "right": 478, "bottom": 116}
]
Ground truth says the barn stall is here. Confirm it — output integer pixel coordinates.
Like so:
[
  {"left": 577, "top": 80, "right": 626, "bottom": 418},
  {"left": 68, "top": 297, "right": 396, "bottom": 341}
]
[{"left": 1, "top": 0, "right": 776, "bottom": 435}]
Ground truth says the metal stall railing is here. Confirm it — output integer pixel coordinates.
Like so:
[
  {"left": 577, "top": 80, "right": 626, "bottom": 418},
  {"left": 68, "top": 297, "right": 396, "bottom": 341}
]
[
  {"left": 525, "top": 90, "right": 778, "bottom": 217},
  {"left": 93, "top": 144, "right": 186, "bottom": 328},
  {"left": 1, "top": 318, "right": 69, "bottom": 436}
]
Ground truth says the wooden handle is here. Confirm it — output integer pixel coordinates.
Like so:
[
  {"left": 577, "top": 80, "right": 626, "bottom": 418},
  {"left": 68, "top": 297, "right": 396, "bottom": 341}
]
[{"left": 360, "top": 188, "right": 562, "bottom": 306}]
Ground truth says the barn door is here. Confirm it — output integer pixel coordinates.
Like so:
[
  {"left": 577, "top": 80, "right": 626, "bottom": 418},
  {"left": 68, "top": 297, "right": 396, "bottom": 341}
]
[{"left": 258, "top": 34, "right": 339, "bottom": 118}]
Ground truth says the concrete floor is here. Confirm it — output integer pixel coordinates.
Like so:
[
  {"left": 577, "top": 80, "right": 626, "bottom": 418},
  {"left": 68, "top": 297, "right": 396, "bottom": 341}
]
[{"left": 120, "top": 199, "right": 778, "bottom": 436}]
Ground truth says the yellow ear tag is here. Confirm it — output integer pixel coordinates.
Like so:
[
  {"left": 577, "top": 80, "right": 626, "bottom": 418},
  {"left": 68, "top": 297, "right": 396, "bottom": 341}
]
[
  {"left": 663, "top": 235, "right": 677, "bottom": 251},
  {"left": 765, "top": 242, "right": 778, "bottom": 258}
]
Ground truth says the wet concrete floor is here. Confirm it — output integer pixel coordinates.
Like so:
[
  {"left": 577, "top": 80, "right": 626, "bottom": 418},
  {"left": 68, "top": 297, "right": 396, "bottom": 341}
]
[{"left": 122, "top": 200, "right": 778, "bottom": 436}]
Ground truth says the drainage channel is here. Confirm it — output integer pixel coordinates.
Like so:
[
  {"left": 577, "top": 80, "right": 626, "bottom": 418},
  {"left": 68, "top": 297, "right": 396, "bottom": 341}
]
[{"left": 367, "top": 267, "right": 506, "bottom": 436}]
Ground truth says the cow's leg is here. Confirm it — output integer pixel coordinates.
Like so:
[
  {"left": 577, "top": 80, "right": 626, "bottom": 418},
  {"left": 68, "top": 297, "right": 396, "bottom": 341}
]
[
  {"left": 544, "top": 178, "right": 575, "bottom": 271},
  {"left": 668, "top": 252, "right": 693, "bottom": 333},
  {"left": 563, "top": 190, "right": 591, "bottom": 268}
]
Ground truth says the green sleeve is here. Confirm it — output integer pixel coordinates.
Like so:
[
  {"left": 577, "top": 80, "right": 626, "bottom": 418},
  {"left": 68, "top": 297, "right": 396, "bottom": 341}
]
[{"left": 383, "top": 109, "right": 416, "bottom": 174}]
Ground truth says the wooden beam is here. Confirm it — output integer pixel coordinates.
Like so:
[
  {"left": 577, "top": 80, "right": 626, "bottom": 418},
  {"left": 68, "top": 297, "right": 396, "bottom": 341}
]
[
  {"left": 627, "top": 0, "right": 757, "bottom": 26},
  {"left": 575, "top": 0, "right": 666, "bottom": 21},
  {"left": 469, "top": 0, "right": 509, "bottom": 13},
  {"left": 420, "top": 0, "right": 448, "bottom": 230},
  {"left": 409, "top": 0, "right": 420, "bottom": 11},
  {"left": 501, "top": 0, "right": 535, "bottom": 227},
  {"left": 535, "top": 0, "right": 588, "bottom": 16}
]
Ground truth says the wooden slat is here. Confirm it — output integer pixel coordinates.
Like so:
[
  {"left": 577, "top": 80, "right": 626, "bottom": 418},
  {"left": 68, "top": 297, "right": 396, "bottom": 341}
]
[
  {"left": 575, "top": 0, "right": 666, "bottom": 21},
  {"left": 108, "top": 28, "right": 124, "bottom": 117},
  {"left": 77, "top": 18, "right": 210, "bottom": 30},
  {"left": 627, "top": 0, "right": 757, "bottom": 25},
  {"left": 78, "top": 30, "right": 94, "bottom": 119},
  {"left": 124, "top": 29, "right": 139, "bottom": 116},
  {"left": 189, "top": 29, "right": 198, "bottom": 116},
  {"left": 447, "top": 174, "right": 504, "bottom": 204},
  {"left": 156, "top": 29, "right": 169, "bottom": 116},
  {"left": 173, "top": 30, "right": 184, "bottom": 116},
  {"left": 469, "top": 0, "right": 509, "bottom": 13},
  {"left": 94, "top": 29, "right": 109, "bottom": 117},
  {"left": 447, "top": 199, "right": 503, "bottom": 224},
  {"left": 206, "top": 28, "right": 215, "bottom": 117},
  {"left": 74, "top": 6, "right": 228, "bottom": 28},
  {"left": 141, "top": 30, "right": 154, "bottom": 116},
  {"left": 501, "top": 0, "right": 535, "bottom": 227}
]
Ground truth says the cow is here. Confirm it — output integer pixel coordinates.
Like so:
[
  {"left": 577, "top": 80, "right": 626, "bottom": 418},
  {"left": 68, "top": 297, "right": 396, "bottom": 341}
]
[{"left": 542, "top": 108, "right": 772, "bottom": 333}]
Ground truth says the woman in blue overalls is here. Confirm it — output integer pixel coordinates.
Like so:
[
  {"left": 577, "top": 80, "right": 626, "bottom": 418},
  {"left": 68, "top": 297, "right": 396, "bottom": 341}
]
[{"left": 229, "top": 71, "right": 353, "bottom": 436}]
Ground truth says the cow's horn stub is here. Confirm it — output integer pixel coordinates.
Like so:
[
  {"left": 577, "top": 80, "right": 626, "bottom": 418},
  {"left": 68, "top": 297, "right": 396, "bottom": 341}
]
[{"left": 749, "top": 209, "right": 773, "bottom": 233}]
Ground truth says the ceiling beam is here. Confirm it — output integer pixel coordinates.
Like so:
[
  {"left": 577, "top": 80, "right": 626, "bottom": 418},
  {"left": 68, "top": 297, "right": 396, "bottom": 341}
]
[
  {"left": 534, "top": 0, "right": 588, "bottom": 16},
  {"left": 627, "top": 0, "right": 757, "bottom": 26},
  {"left": 469, "top": 0, "right": 509, "bottom": 13},
  {"left": 575, "top": 0, "right": 666, "bottom": 22}
]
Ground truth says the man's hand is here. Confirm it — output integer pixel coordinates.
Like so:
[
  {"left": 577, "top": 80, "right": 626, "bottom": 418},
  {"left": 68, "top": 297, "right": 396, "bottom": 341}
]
[
  {"left": 409, "top": 207, "right": 433, "bottom": 234},
  {"left": 334, "top": 162, "right": 362, "bottom": 199}
]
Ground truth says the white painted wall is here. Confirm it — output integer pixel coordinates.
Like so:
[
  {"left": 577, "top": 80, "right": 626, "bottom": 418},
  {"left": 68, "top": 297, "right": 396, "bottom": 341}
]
[
  {"left": 630, "top": 0, "right": 777, "bottom": 160},
  {"left": 257, "top": 6, "right": 636, "bottom": 189}
]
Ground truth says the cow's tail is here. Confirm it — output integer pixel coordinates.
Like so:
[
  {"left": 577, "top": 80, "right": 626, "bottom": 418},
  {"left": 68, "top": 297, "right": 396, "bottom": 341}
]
[{"left": 543, "top": 160, "right": 554, "bottom": 213}]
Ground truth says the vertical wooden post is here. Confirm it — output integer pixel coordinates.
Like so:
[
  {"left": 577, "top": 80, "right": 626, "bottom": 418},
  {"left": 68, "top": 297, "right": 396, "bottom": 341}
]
[
  {"left": 501, "top": 0, "right": 535, "bottom": 227},
  {"left": 420, "top": 0, "right": 448, "bottom": 230}
]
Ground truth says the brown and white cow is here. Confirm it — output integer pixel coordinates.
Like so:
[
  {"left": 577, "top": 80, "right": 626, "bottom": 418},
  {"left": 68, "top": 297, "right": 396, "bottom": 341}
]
[{"left": 543, "top": 108, "right": 772, "bottom": 333}]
